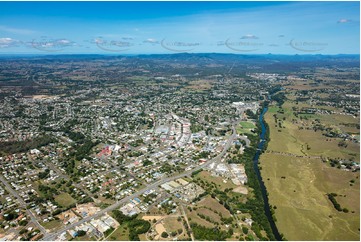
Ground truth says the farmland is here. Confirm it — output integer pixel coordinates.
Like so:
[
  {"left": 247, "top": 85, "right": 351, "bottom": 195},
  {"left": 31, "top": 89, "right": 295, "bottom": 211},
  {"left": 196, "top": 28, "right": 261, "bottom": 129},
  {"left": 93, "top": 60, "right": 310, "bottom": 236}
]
[{"left": 260, "top": 94, "right": 360, "bottom": 240}]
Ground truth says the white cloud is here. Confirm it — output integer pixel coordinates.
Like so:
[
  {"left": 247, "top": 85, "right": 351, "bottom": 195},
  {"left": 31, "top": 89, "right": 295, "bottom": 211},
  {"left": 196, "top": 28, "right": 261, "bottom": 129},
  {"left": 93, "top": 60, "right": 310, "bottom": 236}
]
[
  {"left": 28, "top": 38, "right": 77, "bottom": 52},
  {"left": 0, "top": 37, "right": 22, "bottom": 48},
  {"left": 337, "top": 19, "right": 351, "bottom": 23}
]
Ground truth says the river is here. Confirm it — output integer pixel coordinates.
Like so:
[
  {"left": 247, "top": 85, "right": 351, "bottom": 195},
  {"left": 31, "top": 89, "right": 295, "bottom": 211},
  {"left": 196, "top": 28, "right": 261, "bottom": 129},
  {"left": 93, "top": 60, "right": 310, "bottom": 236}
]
[{"left": 253, "top": 106, "right": 282, "bottom": 240}]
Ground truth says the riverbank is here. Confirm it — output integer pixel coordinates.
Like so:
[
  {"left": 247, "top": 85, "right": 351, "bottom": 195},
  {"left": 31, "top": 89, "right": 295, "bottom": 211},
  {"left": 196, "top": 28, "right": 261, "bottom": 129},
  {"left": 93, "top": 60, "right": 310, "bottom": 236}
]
[
  {"left": 234, "top": 103, "right": 282, "bottom": 241},
  {"left": 252, "top": 104, "right": 282, "bottom": 241}
]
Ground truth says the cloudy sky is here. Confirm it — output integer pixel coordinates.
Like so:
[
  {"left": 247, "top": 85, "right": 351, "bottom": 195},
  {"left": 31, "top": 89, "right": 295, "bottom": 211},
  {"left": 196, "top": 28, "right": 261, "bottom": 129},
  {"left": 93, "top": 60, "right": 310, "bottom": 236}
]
[{"left": 0, "top": 1, "right": 359, "bottom": 54}]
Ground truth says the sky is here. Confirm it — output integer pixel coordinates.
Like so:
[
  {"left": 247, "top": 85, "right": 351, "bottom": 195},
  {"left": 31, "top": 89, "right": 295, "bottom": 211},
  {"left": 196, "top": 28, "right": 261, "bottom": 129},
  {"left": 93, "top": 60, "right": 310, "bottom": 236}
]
[{"left": 0, "top": 1, "right": 359, "bottom": 54}]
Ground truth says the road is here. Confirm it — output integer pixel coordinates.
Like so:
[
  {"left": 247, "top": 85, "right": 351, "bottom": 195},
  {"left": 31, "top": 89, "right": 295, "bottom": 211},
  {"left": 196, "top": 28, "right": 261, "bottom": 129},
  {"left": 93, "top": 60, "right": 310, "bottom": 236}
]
[
  {"left": 0, "top": 174, "right": 48, "bottom": 236},
  {"left": 180, "top": 203, "right": 194, "bottom": 241},
  {"left": 42, "top": 123, "right": 237, "bottom": 241}
]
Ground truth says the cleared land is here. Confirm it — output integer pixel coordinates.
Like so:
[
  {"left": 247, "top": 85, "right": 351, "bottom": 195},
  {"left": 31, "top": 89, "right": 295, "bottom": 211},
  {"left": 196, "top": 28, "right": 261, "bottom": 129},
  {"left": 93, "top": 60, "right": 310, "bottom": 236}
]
[
  {"left": 41, "top": 220, "right": 63, "bottom": 231},
  {"left": 163, "top": 217, "right": 183, "bottom": 233},
  {"left": 108, "top": 224, "right": 129, "bottom": 241},
  {"left": 54, "top": 193, "right": 76, "bottom": 207},
  {"left": 197, "top": 195, "right": 232, "bottom": 218},
  {"left": 260, "top": 101, "right": 360, "bottom": 240},
  {"left": 183, "top": 79, "right": 214, "bottom": 91},
  {"left": 72, "top": 234, "right": 95, "bottom": 241},
  {"left": 195, "top": 171, "right": 237, "bottom": 191},
  {"left": 187, "top": 195, "right": 234, "bottom": 231}
]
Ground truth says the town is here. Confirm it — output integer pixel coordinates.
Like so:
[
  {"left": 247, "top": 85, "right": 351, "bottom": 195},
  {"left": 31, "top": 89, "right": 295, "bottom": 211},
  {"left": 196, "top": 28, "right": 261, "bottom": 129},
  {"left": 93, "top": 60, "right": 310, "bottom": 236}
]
[{"left": 0, "top": 54, "right": 359, "bottom": 241}]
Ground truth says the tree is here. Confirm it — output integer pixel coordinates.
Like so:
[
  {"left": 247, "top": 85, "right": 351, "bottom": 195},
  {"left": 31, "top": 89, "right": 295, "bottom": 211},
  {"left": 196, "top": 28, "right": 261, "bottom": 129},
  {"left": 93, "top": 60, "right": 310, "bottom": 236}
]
[
  {"left": 161, "top": 232, "right": 169, "bottom": 238},
  {"left": 128, "top": 219, "right": 151, "bottom": 241},
  {"left": 77, "top": 230, "right": 86, "bottom": 237},
  {"left": 19, "top": 220, "right": 28, "bottom": 226}
]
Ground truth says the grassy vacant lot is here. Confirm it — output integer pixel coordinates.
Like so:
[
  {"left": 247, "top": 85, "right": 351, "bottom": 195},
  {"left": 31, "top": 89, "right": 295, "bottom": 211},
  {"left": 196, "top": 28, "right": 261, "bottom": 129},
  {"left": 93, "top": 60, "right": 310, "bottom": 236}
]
[
  {"left": 187, "top": 195, "right": 235, "bottom": 232},
  {"left": 184, "top": 79, "right": 214, "bottom": 91},
  {"left": 108, "top": 224, "right": 129, "bottom": 241},
  {"left": 54, "top": 193, "right": 76, "bottom": 207},
  {"left": 41, "top": 220, "right": 63, "bottom": 231},
  {"left": 261, "top": 101, "right": 360, "bottom": 240},
  {"left": 138, "top": 234, "right": 147, "bottom": 241},
  {"left": 195, "top": 171, "right": 237, "bottom": 191},
  {"left": 163, "top": 217, "right": 182, "bottom": 231},
  {"left": 236, "top": 121, "right": 257, "bottom": 135},
  {"left": 127, "top": 76, "right": 148, "bottom": 82},
  {"left": 187, "top": 207, "right": 214, "bottom": 228},
  {"left": 188, "top": 195, "right": 246, "bottom": 240},
  {"left": 196, "top": 195, "right": 232, "bottom": 218},
  {"left": 72, "top": 234, "right": 95, "bottom": 241}
]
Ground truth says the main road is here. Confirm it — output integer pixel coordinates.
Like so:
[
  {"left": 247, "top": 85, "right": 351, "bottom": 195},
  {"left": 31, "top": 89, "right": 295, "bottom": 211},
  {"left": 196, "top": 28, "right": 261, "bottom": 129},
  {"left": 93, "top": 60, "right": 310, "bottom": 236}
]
[{"left": 42, "top": 121, "right": 238, "bottom": 241}]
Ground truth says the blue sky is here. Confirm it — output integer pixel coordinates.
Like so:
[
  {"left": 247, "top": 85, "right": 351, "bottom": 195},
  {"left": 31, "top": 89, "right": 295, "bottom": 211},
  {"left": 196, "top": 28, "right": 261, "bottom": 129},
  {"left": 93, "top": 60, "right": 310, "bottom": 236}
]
[{"left": 0, "top": 1, "right": 359, "bottom": 54}]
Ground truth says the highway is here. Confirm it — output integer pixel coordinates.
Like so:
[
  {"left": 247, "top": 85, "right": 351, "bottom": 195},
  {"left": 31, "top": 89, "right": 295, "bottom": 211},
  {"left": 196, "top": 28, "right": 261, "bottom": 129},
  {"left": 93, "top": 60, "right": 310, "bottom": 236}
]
[
  {"left": 0, "top": 174, "right": 48, "bottom": 236},
  {"left": 42, "top": 124, "right": 237, "bottom": 241}
]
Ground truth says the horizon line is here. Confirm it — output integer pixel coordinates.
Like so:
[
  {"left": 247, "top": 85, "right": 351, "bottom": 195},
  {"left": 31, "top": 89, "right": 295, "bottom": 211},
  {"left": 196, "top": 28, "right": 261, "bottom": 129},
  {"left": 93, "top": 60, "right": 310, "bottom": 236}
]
[{"left": 0, "top": 52, "right": 359, "bottom": 56}]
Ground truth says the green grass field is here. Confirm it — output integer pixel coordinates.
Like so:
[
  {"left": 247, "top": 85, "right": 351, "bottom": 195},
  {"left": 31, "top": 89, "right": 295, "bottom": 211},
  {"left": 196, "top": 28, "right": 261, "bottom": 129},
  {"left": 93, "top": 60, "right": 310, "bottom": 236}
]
[
  {"left": 260, "top": 101, "right": 360, "bottom": 240},
  {"left": 236, "top": 121, "right": 257, "bottom": 136},
  {"left": 239, "top": 121, "right": 257, "bottom": 129},
  {"left": 54, "top": 193, "right": 76, "bottom": 207},
  {"left": 41, "top": 220, "right": 63, "bottom": 231},
  {"left": 108, "top": 224, "right": 129, "bottom": 241}
]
